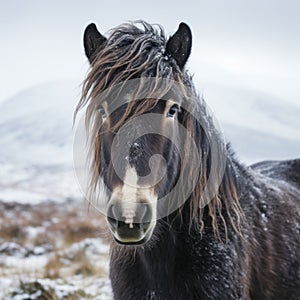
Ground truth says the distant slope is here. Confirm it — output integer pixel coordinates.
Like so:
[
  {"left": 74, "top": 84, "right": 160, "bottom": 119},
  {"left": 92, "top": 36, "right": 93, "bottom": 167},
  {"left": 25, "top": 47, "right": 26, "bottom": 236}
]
[
  {"left": 0, "top": 81, "right": 82, "bottom": 202},
  {"left": 201, "top": 82, "right": 300, "bottom": 163},
  {"left": 0, "top": 81, "right": 79, "bottom": 166}
]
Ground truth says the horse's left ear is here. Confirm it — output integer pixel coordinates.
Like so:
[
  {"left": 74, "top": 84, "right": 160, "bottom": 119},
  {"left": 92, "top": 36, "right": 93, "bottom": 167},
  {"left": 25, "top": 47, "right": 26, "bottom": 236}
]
[
  {"left": 84, "top": 23, "right": 107, "bottom": 63},
  {"left": 166, "top": 23, "right": 192, "bottom": 69}
]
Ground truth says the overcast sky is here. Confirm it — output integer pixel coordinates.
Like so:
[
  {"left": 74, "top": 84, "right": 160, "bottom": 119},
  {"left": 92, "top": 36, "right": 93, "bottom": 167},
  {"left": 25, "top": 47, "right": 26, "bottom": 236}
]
[{"left": 1, "top": 0, "right": 300, "bottom": 107}]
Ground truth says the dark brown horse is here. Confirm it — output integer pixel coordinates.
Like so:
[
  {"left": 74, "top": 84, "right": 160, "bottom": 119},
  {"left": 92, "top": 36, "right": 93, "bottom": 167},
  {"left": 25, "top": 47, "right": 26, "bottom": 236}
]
[{"left": 76, "top": 21, "right": 300, "bottom": 300}]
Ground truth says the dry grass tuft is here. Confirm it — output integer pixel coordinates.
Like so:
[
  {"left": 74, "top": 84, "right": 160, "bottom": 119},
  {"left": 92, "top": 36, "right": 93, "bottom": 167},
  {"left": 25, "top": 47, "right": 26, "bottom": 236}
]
[{"left": 44, "top": 253, "right": 63, "bottom": 279}]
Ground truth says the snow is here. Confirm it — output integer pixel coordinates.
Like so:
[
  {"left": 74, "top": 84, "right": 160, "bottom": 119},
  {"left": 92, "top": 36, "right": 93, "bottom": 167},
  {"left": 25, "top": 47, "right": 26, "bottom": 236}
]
[
  {"left": 3, "top": 253, "right": 48, "bottom": 270},
  {"left": 0, "top": 164, "right": 81, "bottom": 203},
  {"left": 0, "top": 235, "right": 113, "bottom": 299},
  {"left": 25, "top": 226, "right": 45, "bottom": 240},
  {"left": 199, "top": 82, "right": 300, "bottom": 163},
  {"left": 68, "top": 238, "right": 110, "bottom": 256},
  {"left": 0, "top": 242, "right": 28, "bottom": 257},
  {"left": 0, "top": 81, "right": 82, "bottom": 203},
  {"left": 1, "top": 277, "right": 112, "bottom": 300}
]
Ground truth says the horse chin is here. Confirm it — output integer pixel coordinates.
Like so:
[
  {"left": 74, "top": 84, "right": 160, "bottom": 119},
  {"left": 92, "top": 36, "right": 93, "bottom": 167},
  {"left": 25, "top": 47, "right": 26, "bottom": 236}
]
[
  {"left": 110, "top": 224, "right": 155, "bottom": 246},
  {"left": 113, "top": 235, "right": 149, "bottom": 246}
]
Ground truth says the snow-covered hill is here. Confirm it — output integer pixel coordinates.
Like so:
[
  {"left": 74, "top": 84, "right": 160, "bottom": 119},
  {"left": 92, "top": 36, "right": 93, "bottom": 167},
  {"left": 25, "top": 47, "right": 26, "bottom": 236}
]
[
  {"left": 0, "top": 81, "right": 82, "bottom": 203},
  {"left": 201, "top": 82, "right": 300, "bottom": 163},
  {"left": 0, "top": 81, "right": 79, "bottom": 165}
]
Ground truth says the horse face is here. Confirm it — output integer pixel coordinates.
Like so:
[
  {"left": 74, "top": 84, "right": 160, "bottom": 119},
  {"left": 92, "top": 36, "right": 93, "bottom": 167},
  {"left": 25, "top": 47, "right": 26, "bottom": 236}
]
[
  {"left": 98, "top": 99, "right": 182, "bottom": 245},
  {"left": 81, "top": 22, "right": 193, "bottom": 245}
]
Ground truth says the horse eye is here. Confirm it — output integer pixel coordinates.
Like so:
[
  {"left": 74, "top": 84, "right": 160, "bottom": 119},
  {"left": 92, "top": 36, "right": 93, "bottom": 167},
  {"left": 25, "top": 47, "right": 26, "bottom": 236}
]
[
  {"left": 97, "top": 106, "right": 107, "bottom": 119},
  {"left": 167, "top": 104, "right": 180, "bottom": 118}
]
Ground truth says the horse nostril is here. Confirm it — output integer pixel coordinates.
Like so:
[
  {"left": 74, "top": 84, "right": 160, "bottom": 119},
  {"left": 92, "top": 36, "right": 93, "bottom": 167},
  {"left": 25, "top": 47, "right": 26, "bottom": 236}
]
[
  {"left": 136, "top": 204, "right": 151, "bottom": 223},
  {"left": 140, "top": 205, "right": 148, "bottom": 220},
  {"left": 107, "top": 204, "right": 119, "bottom": 229}
]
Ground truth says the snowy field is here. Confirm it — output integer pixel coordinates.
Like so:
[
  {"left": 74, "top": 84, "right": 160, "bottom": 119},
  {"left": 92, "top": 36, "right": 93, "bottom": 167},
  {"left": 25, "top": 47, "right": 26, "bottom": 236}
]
[
  {"left": 0, "top": 200, "right": 112, "bottom": 299},
  {"left": 0, "top": 80, "right": 299, "bottom": 299}
]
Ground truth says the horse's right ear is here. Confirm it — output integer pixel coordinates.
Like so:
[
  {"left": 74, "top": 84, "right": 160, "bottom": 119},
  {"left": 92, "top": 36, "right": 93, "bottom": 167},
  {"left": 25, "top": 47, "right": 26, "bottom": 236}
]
[{"left": 84, "top": 23, "right": 107, "bottom": 63}]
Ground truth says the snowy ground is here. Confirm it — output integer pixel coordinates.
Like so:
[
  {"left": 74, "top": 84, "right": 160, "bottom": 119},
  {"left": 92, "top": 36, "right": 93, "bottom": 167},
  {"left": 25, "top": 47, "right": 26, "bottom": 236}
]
[{"left": 0, "top": 200, "right": 113, "bottom": 299}]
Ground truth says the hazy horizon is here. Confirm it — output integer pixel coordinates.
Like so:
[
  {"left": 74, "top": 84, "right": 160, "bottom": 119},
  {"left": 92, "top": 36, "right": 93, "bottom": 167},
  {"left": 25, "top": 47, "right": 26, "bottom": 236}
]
[{"left": 1, "top": 1, "right": 300, "bottom": 108}]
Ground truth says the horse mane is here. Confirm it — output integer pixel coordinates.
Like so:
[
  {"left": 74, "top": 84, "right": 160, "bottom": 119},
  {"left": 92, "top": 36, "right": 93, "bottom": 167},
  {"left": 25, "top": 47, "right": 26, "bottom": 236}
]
[{"left": 75, "top": 21, "right": 243, "bottom": 240}]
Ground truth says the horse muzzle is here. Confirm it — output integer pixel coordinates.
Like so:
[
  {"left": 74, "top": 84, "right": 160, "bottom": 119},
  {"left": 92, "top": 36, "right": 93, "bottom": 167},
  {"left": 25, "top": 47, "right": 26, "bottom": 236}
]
[{"left": 106, "top": 202, "right": 155, "bottom": 245}]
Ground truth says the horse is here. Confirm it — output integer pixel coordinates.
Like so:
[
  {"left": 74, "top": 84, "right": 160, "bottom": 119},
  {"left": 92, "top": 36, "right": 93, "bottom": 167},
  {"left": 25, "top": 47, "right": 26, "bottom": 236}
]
[{"left": 75, "top": 21, "right": 300, "bottom": 300}]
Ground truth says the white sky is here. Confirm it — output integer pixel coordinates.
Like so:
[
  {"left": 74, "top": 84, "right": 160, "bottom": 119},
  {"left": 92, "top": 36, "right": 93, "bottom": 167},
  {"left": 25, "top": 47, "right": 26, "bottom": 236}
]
[{"left": 0, "top": 0, "right": 300, "bottom": 107}]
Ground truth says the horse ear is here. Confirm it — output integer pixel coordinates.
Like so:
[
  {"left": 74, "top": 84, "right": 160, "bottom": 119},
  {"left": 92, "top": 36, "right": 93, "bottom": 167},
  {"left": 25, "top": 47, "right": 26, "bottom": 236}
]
[
  {"left": 166, "top": 23, "right": 192, "bottom": 69},
  {"left": 84, "top": 23, "right": 107, "bottom": 63}
]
